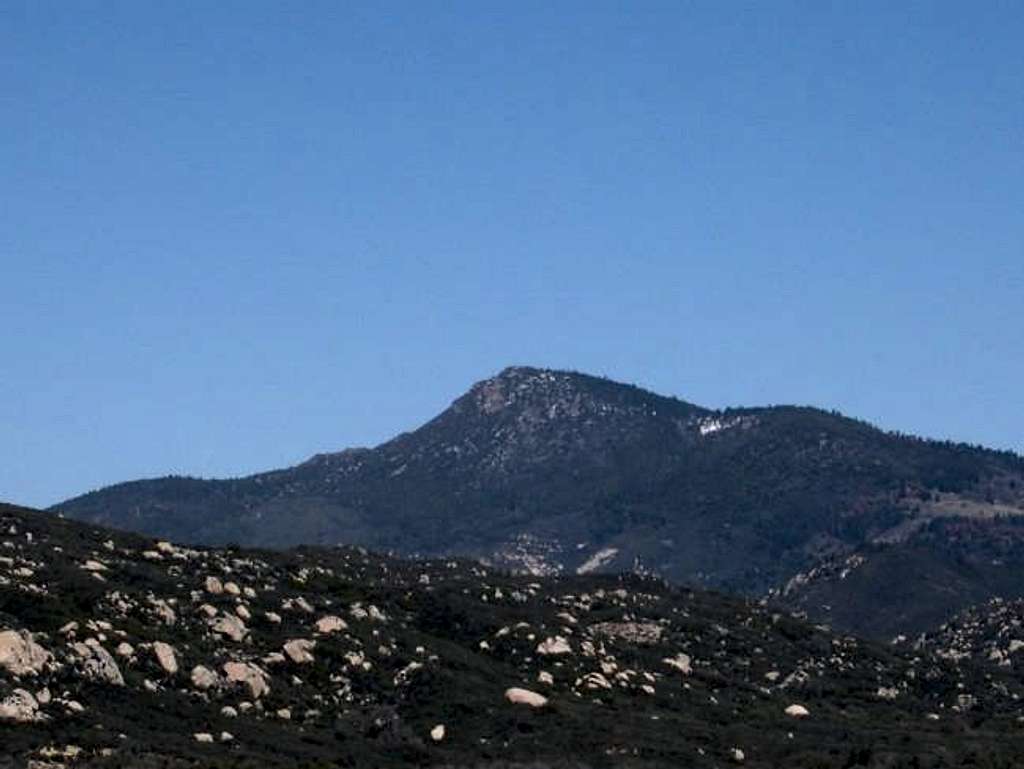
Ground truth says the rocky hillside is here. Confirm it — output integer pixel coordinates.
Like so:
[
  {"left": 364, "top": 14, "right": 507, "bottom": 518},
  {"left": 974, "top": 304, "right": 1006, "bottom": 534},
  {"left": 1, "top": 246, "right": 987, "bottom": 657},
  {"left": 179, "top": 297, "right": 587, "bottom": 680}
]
[
  {"left": 53, "top": 366, "right": 1024, "bottom": 639},
  {"left": 3, "top": 501, "right": 1024, "bottom": 768}
]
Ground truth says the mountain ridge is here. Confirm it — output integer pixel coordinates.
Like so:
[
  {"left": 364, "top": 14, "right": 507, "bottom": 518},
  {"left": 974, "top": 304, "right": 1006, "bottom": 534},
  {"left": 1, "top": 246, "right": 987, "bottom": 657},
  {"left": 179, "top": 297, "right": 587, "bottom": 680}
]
[{"left": 53, "top": 366, "right": 1024, "bottom": 639}]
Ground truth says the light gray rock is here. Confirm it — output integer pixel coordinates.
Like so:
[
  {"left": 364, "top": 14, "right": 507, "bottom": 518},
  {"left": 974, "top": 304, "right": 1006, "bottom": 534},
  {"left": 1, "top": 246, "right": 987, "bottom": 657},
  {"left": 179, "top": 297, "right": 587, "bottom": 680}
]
[
  {"left": 315, "top": 615, "right": 347, "bottom": 635},
  {"left": 70, "top": 640, "right": 125, "bottom": 686},
  {"left": 211, "top": 614, "right": 247, "bottom": 642},
  {"left": 153, "top": 642, "right": 178, "bottom": 675},
  {"left": 223, "top": 661, "right": 270, "bottom": 699},
  {"left": 0, "top": 630, "right": 51, "bottom": 676},
  {"left": 0, "top": 688, "right": 40, "bottom": 722},
  {"left": 536, "top": 636, "right": 572, "bottom": 656},
  {"left": 504, "top": 687, "right": 548, "bottom": 707},
  {"left": 283, "top": 639, "right": 316, "bottom": 664},
  {"left": 191, "top": 665, "right": 219, "bottom": 690}
]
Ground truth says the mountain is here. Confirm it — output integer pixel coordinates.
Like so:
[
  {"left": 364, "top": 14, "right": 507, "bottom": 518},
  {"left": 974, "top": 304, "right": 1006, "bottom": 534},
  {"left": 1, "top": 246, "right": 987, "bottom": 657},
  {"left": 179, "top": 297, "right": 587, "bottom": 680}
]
[
  {"left": 3, "top": 500, "right": 1024, "bottom": 768},
  {"left": 54, "top": 366, "right": 1024, "bottom": 639}
]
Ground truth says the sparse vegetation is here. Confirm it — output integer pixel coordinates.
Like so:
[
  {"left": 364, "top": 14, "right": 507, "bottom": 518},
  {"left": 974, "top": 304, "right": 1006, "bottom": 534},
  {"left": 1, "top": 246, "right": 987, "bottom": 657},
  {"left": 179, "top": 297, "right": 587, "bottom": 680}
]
[{"left": 3, "top": 501, "right": 1024, "bottom": 768}]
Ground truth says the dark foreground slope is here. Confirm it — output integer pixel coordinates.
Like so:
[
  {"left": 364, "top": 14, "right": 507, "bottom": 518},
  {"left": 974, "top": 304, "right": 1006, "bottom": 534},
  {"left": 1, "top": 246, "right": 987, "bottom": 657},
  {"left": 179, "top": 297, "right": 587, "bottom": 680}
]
[
  {"left": 54, "top": 366, "right": 1024, "bottom": 639},
  {"left": 3, "top": 502, "right": 1024, "bottom": 769}
]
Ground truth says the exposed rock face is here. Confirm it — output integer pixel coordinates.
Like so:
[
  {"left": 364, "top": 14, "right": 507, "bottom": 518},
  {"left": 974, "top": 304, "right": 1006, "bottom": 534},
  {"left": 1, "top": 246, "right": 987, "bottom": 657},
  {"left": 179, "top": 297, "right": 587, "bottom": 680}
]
[
  {"left": 70, "top": 640, "right": 124, "bottom": 686},
  {"left": 223, "top": 661, "right": 269, "bottom": 699},
  {"left": 504, "top": 687, "right": 548, "bottom": 708},
  {"left": 0, "top": 630, "right": 51, "bottom": 676},
  {"left": 153, "top": 642, "right": 178, "bottom": 675},
  {"left": 0, "top": 688, "right": 40, "bottom": 722},
  {"left": 283, "top": 639, "right": 316, "bottom": 664}
]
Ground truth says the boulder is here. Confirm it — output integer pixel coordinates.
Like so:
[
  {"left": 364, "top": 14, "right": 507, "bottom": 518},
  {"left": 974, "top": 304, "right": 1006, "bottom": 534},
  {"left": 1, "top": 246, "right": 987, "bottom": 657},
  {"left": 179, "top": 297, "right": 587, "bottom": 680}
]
[
  {"left": 536, "top": 636, "right": 572, "bottom": 656},
  {"left": 283, "top": 639, "right": 316, "bottom": 664},
  {"left": 223, "top": 661, "right": 270, "bottom": 699},
  {"left": 0, "top": 688, "right": 40, "bottom": 722},
  {"left": 662, "top": 653, "right": 692, "bottom": 675},
  {"left": 211, "top": 614, "right": 247, "bottom": 642},
  {"left": 315, "top": 615, "right": 348, "bottom": 635},
  {"left": 70, "top": 641, "right": 124, "bottom": 686},
  {"left": 785, "top": 704, "right": 810, "bottom": 718},
  {"left": 504, "top": 687, "right": 549, "bottom": 708},
  {"left": 0, "top": 630, "right": 51, "bottom": 677},
  {"left": 190, "top": 665, "right": 219, "bottom": 690},
  {"left": 153, "top": 642, "right": 178, "bottom": 675}
]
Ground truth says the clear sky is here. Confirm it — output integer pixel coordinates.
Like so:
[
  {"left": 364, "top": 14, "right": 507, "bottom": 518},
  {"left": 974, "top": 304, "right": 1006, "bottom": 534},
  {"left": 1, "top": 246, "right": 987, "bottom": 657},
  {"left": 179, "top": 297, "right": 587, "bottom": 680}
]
[{"left": 2, "top": 2, "right": 1022, "bottom": 508}]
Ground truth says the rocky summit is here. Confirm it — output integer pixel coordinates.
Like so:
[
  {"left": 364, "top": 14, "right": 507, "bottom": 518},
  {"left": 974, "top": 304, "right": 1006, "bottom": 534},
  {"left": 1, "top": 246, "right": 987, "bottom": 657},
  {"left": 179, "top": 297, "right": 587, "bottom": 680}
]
[
  {"left": 3, "top": 500, "right": 1024, "bottom": 768},
  {"left": 54, "top": 366, "right": 1024, "bottom": 640}
]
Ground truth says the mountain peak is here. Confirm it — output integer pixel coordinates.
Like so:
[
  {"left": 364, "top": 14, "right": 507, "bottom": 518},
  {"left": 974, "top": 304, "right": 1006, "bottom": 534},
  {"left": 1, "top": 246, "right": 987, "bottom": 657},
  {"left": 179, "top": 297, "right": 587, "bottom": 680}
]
[{"left": 458, "top": 365, "right": 701, "bottom": 421}]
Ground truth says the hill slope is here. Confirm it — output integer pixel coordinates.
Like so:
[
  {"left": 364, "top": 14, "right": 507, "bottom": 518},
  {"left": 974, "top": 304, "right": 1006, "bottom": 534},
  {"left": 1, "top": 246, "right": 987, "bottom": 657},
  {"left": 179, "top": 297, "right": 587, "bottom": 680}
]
[
  {"left": 54, "top": 366, "right": 1024, "bottom": 638},
  {"left": 4, "top": 501, "right": 1024, "bottom": 768}
]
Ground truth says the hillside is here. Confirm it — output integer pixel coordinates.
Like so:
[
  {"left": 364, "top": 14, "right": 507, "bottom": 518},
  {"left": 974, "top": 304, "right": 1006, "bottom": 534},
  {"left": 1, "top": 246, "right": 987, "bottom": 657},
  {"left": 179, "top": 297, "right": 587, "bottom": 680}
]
[
  {"left": 3, "top": 500, "right": 1024, "bottom": 768},
  {"left": 54, "top": 366, "right": 1024, "bottom": 639}
]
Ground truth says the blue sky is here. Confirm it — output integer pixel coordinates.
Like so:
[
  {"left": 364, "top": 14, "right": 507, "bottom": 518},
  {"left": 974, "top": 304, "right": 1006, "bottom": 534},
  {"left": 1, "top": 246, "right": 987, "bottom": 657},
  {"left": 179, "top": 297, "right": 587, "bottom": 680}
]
[{"left": 2, "top": 2, "right": 1022, "bottom": 508}]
